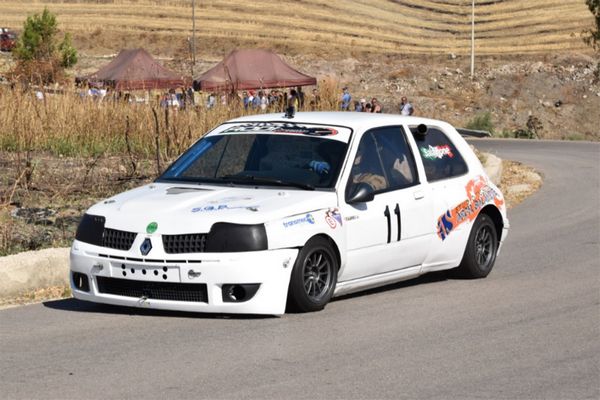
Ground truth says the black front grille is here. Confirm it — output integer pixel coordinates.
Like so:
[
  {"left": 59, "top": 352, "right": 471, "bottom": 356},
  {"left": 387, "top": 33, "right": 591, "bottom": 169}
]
[
  {"left": 163, "top": 233, "right": 207, "bottom": 254},
  {"left": 102, "top": 228, "right": 136, "bottom": 251},
  {"left": 96, "top": 276, "right": 208, "bottom": 303}
]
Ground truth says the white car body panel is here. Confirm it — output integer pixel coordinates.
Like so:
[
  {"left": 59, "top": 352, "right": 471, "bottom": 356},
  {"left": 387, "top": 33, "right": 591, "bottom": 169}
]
[{"left": 70, "top": 112, "right": 508, "bottom": 315}]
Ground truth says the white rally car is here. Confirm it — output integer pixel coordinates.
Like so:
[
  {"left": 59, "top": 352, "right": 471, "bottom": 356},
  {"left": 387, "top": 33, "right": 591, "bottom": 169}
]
[{"left": 70, "top": 112, "right": 509, "bottom": 315}]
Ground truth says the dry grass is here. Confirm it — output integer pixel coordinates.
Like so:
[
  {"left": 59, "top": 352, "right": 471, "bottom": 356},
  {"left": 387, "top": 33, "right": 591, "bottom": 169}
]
[
  {"left": 0, "top": 0, "right": 593, "bottom": 59},
  {"left": 0, "top": 88, "right": 284, "bottom": 158},
  {"left": 0, "top": 285, "right": 71, "bottom": 309}
]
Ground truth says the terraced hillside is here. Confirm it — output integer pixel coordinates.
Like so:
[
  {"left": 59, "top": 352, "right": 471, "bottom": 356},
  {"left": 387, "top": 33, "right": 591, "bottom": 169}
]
[{"left": 1, "top": 0, "right": 593, "bottom": 57}]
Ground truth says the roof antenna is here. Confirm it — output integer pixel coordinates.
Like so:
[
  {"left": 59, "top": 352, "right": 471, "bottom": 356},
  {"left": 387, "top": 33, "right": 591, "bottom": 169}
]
[{"left": 284, "top": 106, "right": 295, "bottom": 119}]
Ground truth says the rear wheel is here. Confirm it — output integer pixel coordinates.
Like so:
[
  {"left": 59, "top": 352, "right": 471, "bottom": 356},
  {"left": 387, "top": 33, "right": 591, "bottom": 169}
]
[
  {"left": 287, "top": 237, "right": 338, "bottom": 313},
  {"left": 456, "top": 213, "right": 498, "bottom": 278}
]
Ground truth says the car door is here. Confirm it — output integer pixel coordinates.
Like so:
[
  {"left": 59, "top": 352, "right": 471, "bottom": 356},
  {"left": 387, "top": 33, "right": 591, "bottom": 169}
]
[
  {"left": 410, "top": 125, "right": 472, "bottom": 270},
  {"left": 339, "top": 126, "right": 434, "bottom": 281}
]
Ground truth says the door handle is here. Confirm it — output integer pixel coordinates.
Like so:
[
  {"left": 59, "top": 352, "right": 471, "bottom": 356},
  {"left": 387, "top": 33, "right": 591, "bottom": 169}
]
[{"left": 413, "top": 190, "right": 425, "bottom": 200}]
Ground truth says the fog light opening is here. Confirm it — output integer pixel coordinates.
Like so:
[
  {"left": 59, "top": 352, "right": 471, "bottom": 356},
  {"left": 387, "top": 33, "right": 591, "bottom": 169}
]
[
  {"left": 222, "top": 284, "right": 260, "bottom": 303},
  {"left": 72, "top": 272, "right": 90, "bottom": 292},
  {"left": 228, "top": 285, "right": 246, "bottom": 302}
]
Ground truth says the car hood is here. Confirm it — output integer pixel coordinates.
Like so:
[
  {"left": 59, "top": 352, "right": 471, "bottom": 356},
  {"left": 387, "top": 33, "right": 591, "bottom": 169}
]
[{"left": 87, "top": 183, "right": 338, "bottom": 234}]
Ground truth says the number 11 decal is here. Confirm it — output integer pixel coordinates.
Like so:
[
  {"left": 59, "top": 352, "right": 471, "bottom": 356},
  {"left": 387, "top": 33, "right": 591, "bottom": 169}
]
[
  {"left": 384, "top": 205, "right": 391, "bottom": 244},
  {"left": 394, "top": 204, "right": 401, "bottom": 241},
  {"left": 384, "top": 204, "right": 402, "bottom": 243}
]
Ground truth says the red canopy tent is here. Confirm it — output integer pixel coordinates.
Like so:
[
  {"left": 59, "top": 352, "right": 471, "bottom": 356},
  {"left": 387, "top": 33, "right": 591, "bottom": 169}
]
[
  {"left": 85, "top": 48, "right": 189, "bottom": 90},
  {"left": 194, "top": 49, "right": 316, "bottom": 92}
]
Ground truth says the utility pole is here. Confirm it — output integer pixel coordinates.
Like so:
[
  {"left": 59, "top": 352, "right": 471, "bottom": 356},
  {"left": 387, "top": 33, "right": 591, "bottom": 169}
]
[
  {"left": 192, "top": 0, "right": 196, "bottom": 77},
  {"left": 470, "top": 0, "right": 475, "bottom": 80}
]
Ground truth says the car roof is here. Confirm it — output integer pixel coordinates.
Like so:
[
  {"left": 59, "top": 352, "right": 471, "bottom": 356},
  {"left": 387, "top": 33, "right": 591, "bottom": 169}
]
[{"left": 228, "top": 112, "right": 454, "bottom": 133}]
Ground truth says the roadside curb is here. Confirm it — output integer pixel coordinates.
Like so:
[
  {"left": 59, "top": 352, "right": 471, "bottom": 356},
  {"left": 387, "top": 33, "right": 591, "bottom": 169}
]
[
  {"left": 483, "top": 152, "right": 503, "bottom": 185},
  {"left": 0, "top": 247, "right": 70, "bottom": 299}
]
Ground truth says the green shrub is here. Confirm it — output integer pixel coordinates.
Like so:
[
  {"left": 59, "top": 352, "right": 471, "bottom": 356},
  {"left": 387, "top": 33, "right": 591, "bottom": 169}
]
[{"left": 465, "top": 112, "right": 494, "bottom": 135}]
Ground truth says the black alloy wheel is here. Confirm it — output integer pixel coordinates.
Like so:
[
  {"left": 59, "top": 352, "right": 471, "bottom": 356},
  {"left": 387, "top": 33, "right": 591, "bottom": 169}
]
[
  {"left": 456, "top": 213, "right": 498, "bottom": 279},
  {"left": 287, "top": 237, "right": 338, "bottom": 313}
]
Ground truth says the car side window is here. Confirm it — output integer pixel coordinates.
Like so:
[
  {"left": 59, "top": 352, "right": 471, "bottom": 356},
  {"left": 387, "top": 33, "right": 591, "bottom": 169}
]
[
  {"left": 347, "top": 132, "right": 388, "bottom": 198},
  {"left": 346, "top": 127, "right": 418, "bottom": 198},
  {"left": 411, "top": 126, "right": 468, "bottom": 182},
  {"left": 371, "top": 126, "right": 418, "bottom": 190}
]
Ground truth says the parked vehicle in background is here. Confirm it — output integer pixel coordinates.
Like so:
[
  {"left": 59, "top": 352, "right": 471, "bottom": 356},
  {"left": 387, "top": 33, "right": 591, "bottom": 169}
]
[
  {"left": 0, "top": 28, "right": 17, "bottom": 52},
  {"left": 70, "top": 112, "right": 509, "bottom": 315}
]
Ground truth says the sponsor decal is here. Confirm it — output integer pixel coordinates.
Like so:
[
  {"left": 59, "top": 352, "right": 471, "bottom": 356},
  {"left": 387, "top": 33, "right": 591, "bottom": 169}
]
[
  {"left": 420, "top": 145, "right": 454, "bottom": 160},
  {"left": 283, "top": 213, "right": 315, "bottom": 228},
  {"left": 146, "top": 222, "right": 158, "bottom": 234},
  {"left": 222, "top": 123, "right": 338, "bottom": 136},
  {"left": 344, "top": 215, "right": 359, "bottom": 222},
  {"left": 208, "top": 196, "right": 253, "bottom": 204},
  {"left": 436, "top": 176, "right": 504, "bottom": 240},
  {"left": 325, "top": 208, "right": 343, "bottom": 229},
  {"left": 192, "top": 204, "right": 259, "bottom": 212}
]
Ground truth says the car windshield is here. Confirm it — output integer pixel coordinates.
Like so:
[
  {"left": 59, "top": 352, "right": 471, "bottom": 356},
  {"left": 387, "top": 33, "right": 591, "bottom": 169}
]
[{"left": 158, "top": 127, "right": 350, "bottom": 189}]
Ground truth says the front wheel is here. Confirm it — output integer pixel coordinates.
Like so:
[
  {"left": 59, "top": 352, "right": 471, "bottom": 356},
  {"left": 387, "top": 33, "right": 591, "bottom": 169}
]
[
  {"left": 456, "top": 213, "right": 498, "bottom": 278},
  {"left": 287, "top": 237, "right": 338, "bottom": 313}
]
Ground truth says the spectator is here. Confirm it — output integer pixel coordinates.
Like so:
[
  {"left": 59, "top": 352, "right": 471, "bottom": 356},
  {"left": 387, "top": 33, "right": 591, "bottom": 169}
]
[
  {"left": 186, "top": 87, "right": 195, "bottom": 106},
  {"left": 258, "top": 90, "right": 269, "bottom": 111},
  {"left": 288, "top": 88, "right": 299, "bottom": 113},
  {"left": 248, "top": 90, "right": 257, "bottom": 108},
  {"left": 242, "top": 91, "right": 250, "bottom": 109},
  {"left": 206, "top": 93, "right": 216, "bottom": 109},
  {"left": 252, "top": 91, "right": 261, "bottom": 108},
  {"left": 353, "top": 100, "right": 363, "bottom": 112},
  {"left": 364, "top": 103, "right": 372, "bottom": 113},
  {"left": 400, "top": 96, "right": 414, "bottom": 116},
  {"left": 297, "top": 86, "right": 305, "bottom": 109},
  {"left": 371, "top": 97, "right": 382, "bottom": 113},
  {"left": 340, "top": 87, "right": 351, "bottom": 111}
]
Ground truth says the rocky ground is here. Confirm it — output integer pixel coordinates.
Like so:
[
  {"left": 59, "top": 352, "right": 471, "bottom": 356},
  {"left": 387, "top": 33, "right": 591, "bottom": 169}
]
[{"left": 286, "top": 53, "right": 600, "bottom": 141}]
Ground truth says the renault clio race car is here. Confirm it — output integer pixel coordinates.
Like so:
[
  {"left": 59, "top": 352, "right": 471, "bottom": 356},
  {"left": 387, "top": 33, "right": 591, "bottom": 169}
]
[{"left": 70, "top": 112, "right": 509, "bottom": 315}]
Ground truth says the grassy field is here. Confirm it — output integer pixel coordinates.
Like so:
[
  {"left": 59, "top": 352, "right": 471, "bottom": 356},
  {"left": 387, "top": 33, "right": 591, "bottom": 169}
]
[{"left": 1, "top": 0, "right": 593, "bottom": 59}]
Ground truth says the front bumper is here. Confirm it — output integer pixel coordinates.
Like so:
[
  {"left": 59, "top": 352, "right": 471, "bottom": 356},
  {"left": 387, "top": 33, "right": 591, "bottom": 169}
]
[{"left": 70, "top": 240, "right": 298, "bottom": 315}]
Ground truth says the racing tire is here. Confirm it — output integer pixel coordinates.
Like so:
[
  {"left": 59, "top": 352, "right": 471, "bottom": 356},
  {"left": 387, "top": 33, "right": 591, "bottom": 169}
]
[
  {"left": 456, "top": 213, "right": 498, "bottom": 279},
  {"left": 287, "top": 237, "right": 338, "bottom": 313}
]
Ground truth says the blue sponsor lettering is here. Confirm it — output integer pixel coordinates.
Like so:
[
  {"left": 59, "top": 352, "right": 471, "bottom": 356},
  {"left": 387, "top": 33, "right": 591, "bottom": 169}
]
[{"left": 283, "top": 213, "right": 315, "bottom": 228}]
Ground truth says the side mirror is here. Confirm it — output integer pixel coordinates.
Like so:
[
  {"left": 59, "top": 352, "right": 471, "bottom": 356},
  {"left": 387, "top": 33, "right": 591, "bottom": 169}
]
[{"left": 347, "top": 183, "right": 375, "bottom": 204}]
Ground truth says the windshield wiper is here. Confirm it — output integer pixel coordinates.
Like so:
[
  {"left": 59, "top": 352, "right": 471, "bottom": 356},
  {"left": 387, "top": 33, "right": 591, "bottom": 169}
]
[{"left": 221, "top": 174, "right": 315, "bottom": 190}]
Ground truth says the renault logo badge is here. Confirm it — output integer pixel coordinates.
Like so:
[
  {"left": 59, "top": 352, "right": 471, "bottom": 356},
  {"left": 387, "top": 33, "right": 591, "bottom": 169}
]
[{"left": 140, "top": 238, "right": 152, "bottom": 256}]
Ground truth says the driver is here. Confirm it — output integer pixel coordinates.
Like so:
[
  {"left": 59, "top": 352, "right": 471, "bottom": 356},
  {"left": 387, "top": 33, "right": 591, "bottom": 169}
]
[{"left": 351, "top": 148, "right": 387, "bottom": 192}]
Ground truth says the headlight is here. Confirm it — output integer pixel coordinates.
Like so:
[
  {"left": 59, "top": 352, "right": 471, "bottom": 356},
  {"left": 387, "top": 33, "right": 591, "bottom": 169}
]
[
  {"left": 205, "top": 223, "right": 268, "bottom": 252},
  {"left": 75, "top": 214, "right": 105, "bottom": 246}
]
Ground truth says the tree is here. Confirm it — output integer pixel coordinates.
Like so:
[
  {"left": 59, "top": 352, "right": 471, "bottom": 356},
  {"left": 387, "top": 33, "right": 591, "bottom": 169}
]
[
  {"left": 12, "top": 8, "right": 78, "bottom": 84},
  {"left": 583, "top": 0, "right": 600, "bottom": 51}
]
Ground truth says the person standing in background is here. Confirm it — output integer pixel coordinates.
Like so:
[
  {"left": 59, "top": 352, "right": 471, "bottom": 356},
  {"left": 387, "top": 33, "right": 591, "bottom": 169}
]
[
  {"left": 400, "top": 96, "right": 414, "bottom": 115},
  {"left": 340, "top": 87, "right": 351, "bottom": 111}
]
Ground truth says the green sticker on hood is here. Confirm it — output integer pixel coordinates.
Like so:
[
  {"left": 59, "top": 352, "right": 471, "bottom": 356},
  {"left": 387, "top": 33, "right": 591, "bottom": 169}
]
[{"left": 146, "top": 222, "right": 158, "bottom": 234}]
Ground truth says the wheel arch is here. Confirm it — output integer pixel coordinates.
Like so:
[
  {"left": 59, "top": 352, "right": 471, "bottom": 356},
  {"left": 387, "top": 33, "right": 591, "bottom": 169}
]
[
  {"left": 479, "top": 205, "right": 503, "bottom": 244},
  {"left": 307, "top": 233, "right": 342, "bottom": 271}
]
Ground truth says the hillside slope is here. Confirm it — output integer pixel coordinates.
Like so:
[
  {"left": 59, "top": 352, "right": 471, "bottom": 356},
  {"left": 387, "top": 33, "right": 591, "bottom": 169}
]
[{"left": 1, "top": 0, "right": 594, "bottom": 58}]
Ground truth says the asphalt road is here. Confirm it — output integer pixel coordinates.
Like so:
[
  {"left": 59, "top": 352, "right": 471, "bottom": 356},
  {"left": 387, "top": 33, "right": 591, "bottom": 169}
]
[{"left": 1, "top": 140, "right": 598, "bottom": 399}]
